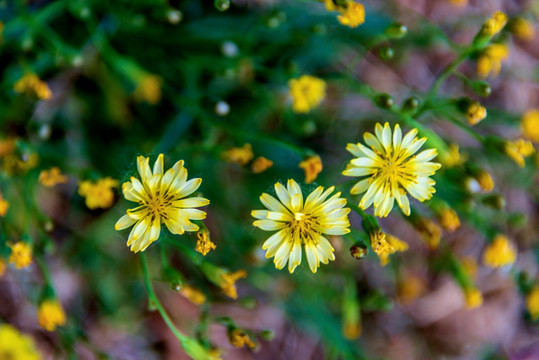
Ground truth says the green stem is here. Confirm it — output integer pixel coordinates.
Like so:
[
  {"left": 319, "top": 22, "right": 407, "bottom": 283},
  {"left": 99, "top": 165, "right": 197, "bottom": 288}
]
[{"left": 427, "top": 49, "right": 473, "bottom": 99}]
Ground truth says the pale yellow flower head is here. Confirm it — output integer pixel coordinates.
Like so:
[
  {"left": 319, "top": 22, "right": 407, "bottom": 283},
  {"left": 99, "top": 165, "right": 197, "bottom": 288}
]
[
  {"left": 252, "top": 179, "right": 350, "bottom": 273},
  {"left": 115, "top": 154, "right": 209, "bottom": 253},
  {"left": 37, "top": 300, "right": 66, "bottom": 332},
  {"left": 14, "top": 73, "right": 52, "bottom": 100},
  {"left": 9, "top": 242, "right": 32, "bottom": 269},
  {"left": 133, "top": 74, "right": 162, "bottom": 105},
  {"left": 251, "top": 156, "right": 273, "bottom": 173},
  {"left": 288, "top": 75, "right": 326, "bottom": 113},
  {"left": 526, "top": 286, "right": 539, "bottom": 321},
  {"left": 222, "top": 143, "right": 254, "bottom": 166},
  {"left": 38, "top": 167, "right": 68, "bottom": 187},
  {"left": 439, "top": 208, "right": 460, "bottom": 232},
  {"left": 78, "top": 177, "right": 119, "bottom": 210},
  {"left": 505, "top": 139, "right": 534, "bottom": 167},
  {"left": 337, "top": 2, "right": 365, "bottom": 28},
  {"left": 0, "top": 193, "right": 9, "bottom": 217},
  {"left": 463, "top": 286, "right": 483, "bottom": 309},
  {"left": 466, "top": 102, "right": 487, "bottom": 125},
  {"left": 196, "top": 228, "right": 216, "bottom": 256},
  {"left": 521, "top": 109, "right": 539, "bottom": 142},
  {"left": 299, "top": 155, "right": 323, "bottom": 184},
  {"left": 476, "top": 170, "right": 494, "bottom": 192},
  {"left": 477, "top": 44, "right": 509, "bottom": 78},
  {"left": 343, "top": 123, "right": 441, "bottom": 217},
  {"left": 482, "top": 234, "right": 516, "bottom": 268},
  {"left": 0, "top": 324, "right": 41, "bottom": 360},
  {"left": 511, "top": 17, "right": 535, "bottom": 41},
  {"left": 481, "top": 11, "right": 508, "bottom": 36}
]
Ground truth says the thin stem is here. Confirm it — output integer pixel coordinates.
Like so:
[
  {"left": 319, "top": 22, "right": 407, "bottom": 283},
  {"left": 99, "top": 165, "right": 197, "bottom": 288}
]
[{"left": 427, "top": 49, "right": 473, "bottom": 99}]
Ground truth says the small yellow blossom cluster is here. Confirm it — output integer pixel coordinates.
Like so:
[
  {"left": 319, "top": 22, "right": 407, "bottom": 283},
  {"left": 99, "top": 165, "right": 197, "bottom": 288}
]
[
  {"left": 527, "top": 286, "right": 539, "bottom": 321},
  {"left": 482, "top": 234, "right": 517, "bottom": 268},
  {"left": 288, "top": 75, "right": 326, "bottom": 113},
  {"left": 299, "top": 155, "right": 323, "bottom": 183},
  {"left": 229, "top": 329, "right": 256, "bottom": 349},
  {"left": 397, "top": 275, "right": 426, "bottom": 304},
  {"left": 378, "top": 234, "right": 408, "bottom": 266},
  {"left": 324, "top": 1, "right": 365, "bottom": 28},
  {"left": 38, "top": 167, "right": 68, "bottom": 187},
  {"left": 9, "top": 242, "right": 33, "bottom": 269},
  {"left": 251, "top": 156, "right": 273, "bottom": 174},
  {"left": 505, "top": 139, "right": 534, "bottom": 167},
  {"left": 14, "top": 73, "right": 52, "bottom": 100},
  {"left": 521, "top": 109, "right": 539, "bottom": 142},
  {"left": 416, "top": 218, "right": 442, "bottom": 250},
  {"left": 133, "top": 74, "right": 162, "bottom": 105},
  {"left": 476, "top": 170, "right": 494, "bottom": 192},
  {"left": 222, "top": 144, "right": 274, "bottom": 173},
  {"left": 0, "top": 324, "right": 41, "bottom": 360},
  {"left": 466, "top": 102, "right": 487, "bottom": 125},
  {"left": 37, "top": 300, "right": 66, "bottom": 331},
  {"left": 180, "top": 285, "right": 206, "bottom": 305},
  {"left": 195, "top": 228, "right": 216, "bottom": 255},
  {"left": 441, "top": 143, "right": 466, "bottom": 167},
  {"left": 511, "top": 17, "right": 535, "bottom": 41},
  {"left": 0, "top": 192, "right": 9, "bottom": 217},
  {"left": 438, "top": 208, "right": 460, "bottom": 233},
  {"left": 78, "top": 177, "right": 119, "bottom": 210},
  {"left": 463, "top": 286, "right": 483, "bottom": 309},
  {"left": 219, "top": 269, "right": 247, "bottom": 299},
  {"left": 477, "top": 44, "right": 509, "bottom": 78},
  {"left": 481, "top": 11, "right": 508, "bottom": 37}
]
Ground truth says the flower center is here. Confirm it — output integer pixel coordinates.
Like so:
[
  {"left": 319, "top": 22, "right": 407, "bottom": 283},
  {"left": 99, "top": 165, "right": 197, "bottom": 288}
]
[
  {"left": 290, "top": 212, "right": 320, "bottom": 244},
  {"left": 145, "top": 192, "right": 174, "bottom": 220}
]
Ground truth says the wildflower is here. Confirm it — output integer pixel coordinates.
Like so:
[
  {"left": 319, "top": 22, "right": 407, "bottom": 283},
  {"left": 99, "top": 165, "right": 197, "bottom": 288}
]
[
  {"left": 252, "top": 179, "right": 350, "bottom": 273},
  {"left": 337, "top": 2, "right": 365, "bottom": 28},
  {"left": 482, "top": 234, "right": 516, "bottom": 268},
  {"left": 466, "top": 102, "right": 487, "bottom": 125},
  {"left": 461, "top": 256, "right": 478, "bottom": 278},
  {"left": 251, "top": 156, "right": 273, "bottom": 173},
  {"left": 288, "top": 75, "right": 326, "bottom": 113},
  {"left": 511, "top": 17, "right": 535, "bottom": 41},
  {"left": 38, "top": 167, "right": 68, "bottom": 187},
  {"left": 299, "top": 155, "right": 323, "bottom": 183},
  {"left": 439, "top": 208, "right": 460, "bottom": 232},
  {"left": 397, "top": 275, "right": 426, "bottom": 304},
  {"left": 343, "top": 123, "right": 441, "bottom": 217},
  {"left": 37, "top": 299, "right": 66, "bottom": 331},
  {"left": 220, "top": 269, "right": 247, "bottom": 299},
  {"left": 505, "top": 139, "right": 534, "bottom": 167},
  {"left": 8, "top": 242, "right": 32, "bottom": 269},
  {"left": 115, "top": 154, "right": 210, "bottom": 253},
  {"left": 133, "top": 74, "right": 162, "bottom": 104},
  {"left": 476, "top": 170, "right": 494, "bottom": 192},
  {"left": 180, "top": 285, "right": 206, "bottom": 305},
  {"left": 3, "top": 152, "right": 39, "bottom": 174},
  {"left": 78, "top": 177, "right": 119, "bottom": 210},
  {"left": 350, "top": 242, "right": 368, "bottom": 259},
  {"left": 441, "top": 143, "right": 466, "bottom": 167},
  {"left": 0, "top": 138, "right": 16, "bottom": 157},
  {"left": 196, "top": 228, "right": 216, "bottom": 255},
  {"left": 521, "top": 109, "right": 539, "bottom": 142},
  {"left": 229, "top": 329, "right": 256, "bottom": 349},
  {"left": 14, "top": 73, "right": 52, "bottom": 100},
  {"left": 0, "top": 193, "right": 9, "bottom": 217},
  {"left": 481, "top": 11, "right": 508, "bottom": 37},
  {"left": 0, "top": 324, "right": 41, "bottom": 360},
  {"left": 324, "top": 0, "right": 345, "bottom": 12},
  {"left": 378, "top": 234, "right": 408, "bottom": 266},
  {"left": 369, "top": 230, "right": 393, "bottom": 256},
  {"left": 463, "top": 286, "right": 483, "bottom": 309},
  {"left": 222, "top": 143, "right": 253, "bottom": 165},
  {"left": 447, "top": 0, "right": 467, "bottom": 7},
  {"left": 527, "top": 286, "right": 539, "bottom": 321},
  {"left": 477, "top": 44, "right": 509, "bottom": 78},
  {"left": 416, "top": 218, "right": 442, "bottom": 249}
]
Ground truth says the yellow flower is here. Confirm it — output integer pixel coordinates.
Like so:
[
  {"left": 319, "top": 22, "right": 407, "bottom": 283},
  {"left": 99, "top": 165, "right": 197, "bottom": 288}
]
[
  {"left": 416, "top": 218, "right": 442, "bottom": 249},
  {"left": 505, "top": 139, "right": 534, "bottom": 167},
  {"left": 324, "top": 0, "right": 346, "bottom": 12},
  {"left": 439, "top": 208, "right": 460, "bottom": 232},
  {"left": 299, "top": 155, "right": 323, "bottom": 184},
  {"left": 482, "top": 234, "right": 517, "bottom": 268},
  {"left": 481, "top": 11, "right": 508, "bottom": 36},
  {"left": 180, "top": 285, "right": 206, "bottom": 305},
  {"left": 476, "top": 170, "right": 494, "bottom": 192},
  {"left": 14, "top": 73, "right": 52, "bottom": 100},
  {"left": 342, "top": 322, "right": 361, "bottom": 340},
  {"left": 229, "top": 329, "right": 256, "bottom": 349},
  {"left": 343, "top": 123, "right": 441, "bottom": 217},
  {"left": 526, "top": 286, "right": 539, "bottom": 321},
  {"left": 511, "top": 17, "right": 535, "bottom": 41},
  {"left": 9, "top": 242, "right": 32, "bottom": 269},
  {"left": 251, "top": 156, "right": 273, "bottom": 173},
  {"left": 461, "top": 256, "right": 478, "bottom": 278},
  {"left": 397, "top": 275, "right": 426, "bottom": 304},
  {"left": 0, "top": 193, "right": 9, "bottom": 217},
  {"left": 219, "top": 269, "right": 247, "bottom": 299},
  {"left": 378, "top": 234, "right": 408, "bottom": 266},
  {"left": 133, "top": 74, "right": 162, "bottom": 104},
  {"left": 0, "top": 324, "right": 41, "bottom": 360},
  {"left": 115, "top": 154, "right": 210, "bottom": 253},
  {"left": 38, "top": 167, "right": 68, "bottom": 187},
  {"left": 447, "top": 0, "right": 467, "bottom": 7},
  {"left": 196, "top": 228, "right": 216, "bottom": 256},
  {"left": 337, "top": 2, "right": 365, "bottom": 28},
  {"left": 37, "top": 300, "right": 66, "bottom": 332},
  {"left": 463, "top": 287, "right": 483, "bottom": 309},
  {"left": 477, "top": 44, "right": 509, "bottom": 78},
  {"left": 288, "top": 75, "right": 326, "bottom": 113},
  {"left": 0, "top": 260, "right": 6, "bottom": 277},
  {"left": 222, "top": 143, "right": 254, "bottom": 165},
  {"left": 252, "top": 179, "right": 350, "bottom": 273},
  {"left": 3, "top": 152, "right": 39, "bottom": 174},
  {"left": 78, "top": 177, "right": 119, "bottom": 210},
  {"left": 466, "top": 102, "right": 487, "bottom": 125},
  {"left": 441, "top": 143, "right": 466, "bottom": 167},
  {"left": 0, "top": 137, "right": 16, "bottom": 158},
  {"left": 521, "top": 109, "right": 539, "bottom": 142},
  {"left": 368, "top": 230, "right": 392, "bottom": 256}
]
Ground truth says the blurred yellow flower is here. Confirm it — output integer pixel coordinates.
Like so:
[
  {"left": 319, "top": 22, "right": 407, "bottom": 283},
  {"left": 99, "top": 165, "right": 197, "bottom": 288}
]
[
  {"left": 251, "top": 156, "right": 273, "bottom": 173},
  {"left": 115, "top": 154, "right": 209, "bottom": 253},
  {"left": 37, "top": 300, "right": 66, "bottom": 332},
  {"left": 342, "top": 322, "right": 361, "bottom": 340},
  {"left": 441, "top": 143, "right": 466, "bottom": 167},
  {"left": 180, "top": 285, "right": 206, "bottom": 305},
  {"left": 0, "top": 138, "right": 16, "bottom": 158},
  {"left": 397, "top": 275, "right": 426, "bottom": 304},
  {"left": 337, "top": 2, "right": 365, "bottom": 28},
  {"left": 369, "top": 230, "right": 393, "bottom": 256},
  {"left": 463, "top": 287, "right": 483, "bottom": 309},
  {"left": 133, "top": 74, "right": 162, "bottom": 104},
  {"left": 378, "top": 234, "right": 408, "bottom": 266},
  {"left": 9, "top": 242, "right": 32, "bottom": 269},
  {"left": 416, "top": 218, "right": 442, "bottom": 249},
  {"left": 439, "top": 208, "right": 460, "bottom": 232},
  {"left": 78, "top": 177, "right": 119, "bottom": 210},
  {"left": 481, "top": 11, "right": 507, "bottom": 36},
  {"left": 447, "top": 0, "right": 467, "bottom": 7},
  {"left": 196, "top": 228, "right": 216, "bottom": 255},
  {"left": 324, "top": 0, "right": 345, "bottom": 12},
  {"left": 222, "top": 143, "right": 253, "bottom": 165},
  {"left": 220, "top": 269, "right": 247, "bottom": 299},
  {"left": 476, "top": 170, "right": 494, "bottom": 192},
  {"left": 229, "top": 329, "right": 256, "bottom": 349},
  {"left": 466, "top": 102, "right": 487, "bottom": 125},
  {"left": 461, "top": 256, "right": 478, "bottom": 278},
  {"left": 0, "top": 260, "right": 6, "bottom": 277},
  {"left": 252, "top": 179, "right": 350, "bottom": 273},
  {"left": 477, "top": 44, "right": 509, "bottom": 78},
  {"left": 526, "top": 286, "right": 539, "bottom": 321},
  {"left": 0, "top": 193, "right": 9, "bottom": 217},
  {"left": 511, "top": 17, "right": 535, "bottom": 41},
  {"left": 521, "top": 109, "right": 539, "bottom": 142},
  {"left": 482, "top": 234, "right": 516, "bottom": 268},
  {"left": 505, "top": 139, "right": 534, "bottom": 167},
  {"left": 299, "top": 155, "right": 323, "bottom": 184},
  {"left": 0, "top": 324, "right": 41, "bottom": 360},
  {"left": 343, "top": 123, "right": 441, "bottom": 217},
  {"left": 38, "top": 167, "right": 68, "bottom": 187},
  {"left": 288, "top": 75, "right": 326, "bottom": 113},
  {"left": 14, "top": 73, "right": 52, "bottom": 100}
]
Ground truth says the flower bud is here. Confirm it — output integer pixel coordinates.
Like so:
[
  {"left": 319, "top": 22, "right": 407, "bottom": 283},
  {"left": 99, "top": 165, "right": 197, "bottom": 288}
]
[
  {"left": 401, "top": 96, "right": 420, "bottom": 114},
  {"left": 215, "top": 0, "right": 230, "bottom": 11},
  {"left": 378, "top": 45, "right": 394, "bottom": 60},
  {"left": 471, "top": 81, "right": 491, "bottom": 97},
  {"left": 385, "top": 22, "right": 407, "bottom": 39},
  {"left": 350, "top": 242, "right": 368, "bottom": 259},
  {"left": 374, "top": 93, "right": 394, "bottom": 109}
]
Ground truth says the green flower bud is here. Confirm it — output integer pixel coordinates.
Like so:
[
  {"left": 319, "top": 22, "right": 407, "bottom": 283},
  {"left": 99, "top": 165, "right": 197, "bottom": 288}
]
[
  {"left": 378, "top": 45, "right": 394, "bottom": 60},
  {"left": 401, "top": 96, "right": 420, "bottom": 114},
  {"left": 374, "top": 93, "right": 394, "bottom": 109},
  {"left": 471, "top": 81, "right": 492, "bottom": 97},
  {"left": 215, "top": 0, "right": 230, "bottom": 11},
  {"left": 385, "top": 22, "right": 407, "bottom": 39}
]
